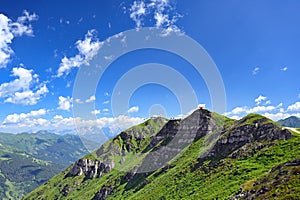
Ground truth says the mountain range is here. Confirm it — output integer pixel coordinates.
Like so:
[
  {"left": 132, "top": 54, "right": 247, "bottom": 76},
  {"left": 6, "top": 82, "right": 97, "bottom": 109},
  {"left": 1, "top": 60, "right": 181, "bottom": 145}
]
[
  {"left": 277, "top": 116, "right": 300, "bottom": 128},
  {"left": 0, "top": 131, "right": 96, "bottom": 199},
  {"left": 24, "top": 109, "right": 300, "bottom": 199}
]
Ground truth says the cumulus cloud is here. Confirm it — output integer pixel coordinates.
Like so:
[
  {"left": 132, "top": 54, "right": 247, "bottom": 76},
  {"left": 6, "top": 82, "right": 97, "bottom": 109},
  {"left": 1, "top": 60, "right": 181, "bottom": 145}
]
[
  {"left": 129, "top": 1, "right": 147, "bottom": 29},
  {"left": 252, "top": 67, "right": 260, "bottom": 75},
  {"left": 247, "top": 105, "right": 276, "bottom": 113},
  {"left": 129, "top": 0, "right": 182, "bottom": 35},
  {"left": 57, "top": 30, "right": 103, "bottom": 77},
  {"left": 0, "top": 11, "right": 38, "bottom": 68},
  {"left": 225, "top": 96, "right": 300, "bottom": 122},
  {"left": 3, "top": 109, "right": 47, "bottom": 124},
  {"left": 255, "top": 95, "right": 267, "bottom": 105},
  {"left": 262, "top": 112, "right": 300, "bottom": 122},
  {"left": 0, "top": 67, "right": 48, "bottom": 105},
  {"left": 226, "top": 106, "right": 247, "bottom": 115},
  {"left": 85, "top": 95, "right": 96, "bottom": 103},
  {"left": 128, "top": 106, "right": 139, "bottom": 113},
  {"left": 57, "top": 96, "right": 72, "bottom": 111},
  {"left": 1, "top": 110, "right": 144, "bottom": 137},
  {"left": 225, "top": 105, "right": 276, "bottom": 116},
  {"left": 287, "top": 102, "right": 300, "bottom": 112}
]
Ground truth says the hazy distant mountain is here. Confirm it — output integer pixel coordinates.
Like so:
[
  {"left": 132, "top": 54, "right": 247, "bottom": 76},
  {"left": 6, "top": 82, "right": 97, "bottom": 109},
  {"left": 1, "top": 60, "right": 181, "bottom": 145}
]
[
  {"left": 25, "top": 109, "right": 299, "bottom": 199},
  {"left": 277, "top": 116, "right": 300, "bottom": 128},
  {"left": 0, "top": 131, "right": 99, "bottom": 199}
]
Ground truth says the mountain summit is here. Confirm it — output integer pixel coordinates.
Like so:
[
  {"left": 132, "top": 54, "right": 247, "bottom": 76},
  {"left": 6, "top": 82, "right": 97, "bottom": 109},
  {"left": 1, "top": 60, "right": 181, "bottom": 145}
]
[
  {"left": 24, "top": 109, "right": 300, "bottom": 199},
  {"left": 278, "top": 116, "right": 300, "bottom": 128}
]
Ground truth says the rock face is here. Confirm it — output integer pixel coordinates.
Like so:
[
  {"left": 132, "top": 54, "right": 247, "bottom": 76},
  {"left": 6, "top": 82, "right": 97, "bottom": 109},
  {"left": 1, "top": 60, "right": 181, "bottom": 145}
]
[
  {"left": 68, "top": 159, "right": 115, "bottom": 179},
  {"left": 92, "top": 186, "right": 114, "bottom": 200},
  {"left": 137, "top": 109, "right": 221, "bottom": 173},
  {"left": 203, "top": 116, "right": 292, "bottom": 160}
]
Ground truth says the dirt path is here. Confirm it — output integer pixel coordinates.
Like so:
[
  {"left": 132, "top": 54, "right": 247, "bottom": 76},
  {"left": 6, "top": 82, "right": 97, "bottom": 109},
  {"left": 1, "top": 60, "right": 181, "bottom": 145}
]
[{"left": 284, "top": 127, "right": 300, "bottom": 134}]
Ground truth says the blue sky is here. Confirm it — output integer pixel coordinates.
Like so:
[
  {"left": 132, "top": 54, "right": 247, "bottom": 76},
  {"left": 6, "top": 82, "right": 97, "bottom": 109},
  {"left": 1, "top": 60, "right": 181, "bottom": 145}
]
[{"left": 0, "top": 0, "right": 300, "bottom": 135}]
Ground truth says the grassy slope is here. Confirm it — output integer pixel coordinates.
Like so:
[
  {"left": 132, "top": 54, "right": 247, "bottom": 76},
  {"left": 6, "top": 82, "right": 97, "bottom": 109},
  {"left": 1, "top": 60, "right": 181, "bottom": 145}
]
[
  {"left": 0, "top": 132, "right": 90, "bottom": 167},
  {"left": 0, "top": 144, "right": 61, "bottom": 199},
  {"left": 24, "top": 113, "right": 300, "bottom": 199}
]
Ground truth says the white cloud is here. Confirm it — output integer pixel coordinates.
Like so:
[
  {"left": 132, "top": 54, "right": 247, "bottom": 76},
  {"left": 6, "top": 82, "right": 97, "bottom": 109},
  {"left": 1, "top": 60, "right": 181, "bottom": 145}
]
[
  {"left": 252, "top": 67, "right": 260, "bottom": 75},
  {"left": 3, "top": 109, "right": 46, "bottom": 124},
  {"left": 280, "top": 66, "right": 288, "bottom": 71},
  {"left": 129, "top": 0, "right": 182, "bottom": 35},
  {"left": 103, "top": 108, "right": 110, "bottom": 113},
  {"left": 75, "top": 98, "right": 83, "bottom": 104},
  {"left": 225, "top": 105, "right": 276, "bottom": 116},
  {"left": 0, "top": 67, "right": 48, "bottom": 105},
  {"left": 230, "top": 106, "right": 247, "bottom": 115},
  {"left": 154, "top": 12, "right": 169, "bottom": 27},
  {"left": 255, "top": 95, "right": 267, "bottom": 105},
  {"left": 128, "top": 106, "right": 139, "bottom": 113},
  {"left": 230, "top": 115, "right": 241, "bottom": 120},
  {"left": 263, "top": 112, "right": 300, "bottom": 122},
  {"left": 104, "top": 55, "right": 114, "bottom": 60},
  {"left": 86, "top": 95, "right": 96, "bottom": 103},
  {"left": 0, "top": 11, "right": 38, "bottom": 68},
  {"left": 91, "top": 109, "right": 101, "bottom": 115},
  {"left": 1, "top": 113, "right": 144, "bottom": 136},
  {"left": 102, "top": 100, "right": 110, "bottom": 104},
  {"left": 287, "top": 102, "right": 300, "bottom": 112},
  {"left": 225, "top": 96, "right": 300, "bottom": 122},
  {"left": 247, "top": 105, "right": 276, "bottom": 113},
  {"left": 57, "top": 29, "right": 103, "bottom": 77},
  {"left": 129, "top": 1, "right": 146, "bottom": 29},
  {"left": 57, "top": 96, "right": 72, "bottom": 111}
]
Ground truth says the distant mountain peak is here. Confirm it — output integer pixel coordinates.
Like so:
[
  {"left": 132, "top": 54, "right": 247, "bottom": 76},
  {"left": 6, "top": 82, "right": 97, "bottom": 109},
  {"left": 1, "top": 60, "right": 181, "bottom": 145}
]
[{"left": 277, "top": 116, "right": 300, "bottom": 128}]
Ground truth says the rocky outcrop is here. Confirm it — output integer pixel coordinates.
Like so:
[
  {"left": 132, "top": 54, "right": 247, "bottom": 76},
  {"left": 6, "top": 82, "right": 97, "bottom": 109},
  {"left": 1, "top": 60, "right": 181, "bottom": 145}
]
[
  {"left": 92, "top": 185, "right": 114, "bottom": 200},
  {"left": 138, "top": 109, "right": 221, "bottom": 173},
  {"left": 68, "top": 159, "right": 115, "bottom": 179},
  {"left": 210, "top": 122, "right": 292, "bottom": 159}
]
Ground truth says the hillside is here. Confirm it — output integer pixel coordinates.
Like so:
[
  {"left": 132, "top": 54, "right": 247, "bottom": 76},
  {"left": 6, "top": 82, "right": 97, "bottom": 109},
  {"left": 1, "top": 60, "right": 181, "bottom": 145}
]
[
  {"left": 278, "top": 116, "right": 300, "bottom": 128},
  {"left": 24, "top": 109, "right": 300, "bottom": 199},
  {"left": 0, "top": 131, "right": 94, "bottom": 167},
  {"left": 0, "top": 143, "right": 61, "bottom": 199},
  {"left": 0, "top": 132, "right": 96, "bottom": 199}
]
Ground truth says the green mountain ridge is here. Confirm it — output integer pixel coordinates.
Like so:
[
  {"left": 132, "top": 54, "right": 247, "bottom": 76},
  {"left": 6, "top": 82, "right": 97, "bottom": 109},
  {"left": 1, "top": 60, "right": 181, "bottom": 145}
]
[
  {"left": 0, "top": 132, "right": 95, "bottom": 199},
  {"left": 24, "top": 109, "right": 300, "bottom": 199}
]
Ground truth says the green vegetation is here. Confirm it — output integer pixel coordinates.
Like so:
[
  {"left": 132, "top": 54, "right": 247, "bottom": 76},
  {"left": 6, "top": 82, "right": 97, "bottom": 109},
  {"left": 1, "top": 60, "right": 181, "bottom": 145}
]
[
  {"left": 0, "top": 144, "right": 61, "bottom": 199},
  {"left": 239, "top": 113, "right": 279, "bottom": 126},
  {"left": 0, "top": 131, "right": 93, "bottom": 167},
  {"left": 0, "top": 131, "right": 94, "bottom": 199},
  {"left": 24, "top": 110, "right": 300, "bottom": 199}
]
